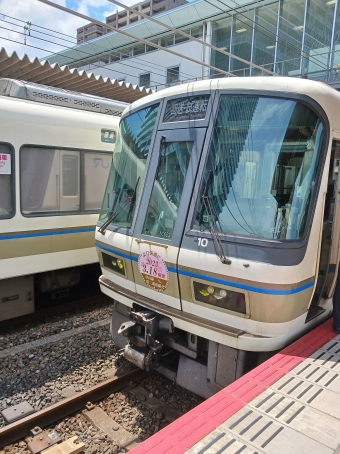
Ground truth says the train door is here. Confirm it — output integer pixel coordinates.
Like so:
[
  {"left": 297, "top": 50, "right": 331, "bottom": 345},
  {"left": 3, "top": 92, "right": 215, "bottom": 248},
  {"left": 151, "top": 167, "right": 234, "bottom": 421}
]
[
  {"left": 59, "top": 150, "right": 80, "bottom": 211},
  {"left": 130, "top": 128, "right": 206, "bottom": 310},
  {"left": 306, "top": 139, "right": 340, "bottom": 321}
]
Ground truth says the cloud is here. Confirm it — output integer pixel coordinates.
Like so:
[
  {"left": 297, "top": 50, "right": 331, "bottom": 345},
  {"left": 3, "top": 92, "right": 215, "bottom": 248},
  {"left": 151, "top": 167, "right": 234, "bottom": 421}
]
[
  {"left": 0, "top": 0, "right": 88, "bottom": 59},
  {"left": 77, "top": 0, "right": 112, "bottom": 16},
  {"left": 0, "top": 0, "right": 148, "bottom": 61}
]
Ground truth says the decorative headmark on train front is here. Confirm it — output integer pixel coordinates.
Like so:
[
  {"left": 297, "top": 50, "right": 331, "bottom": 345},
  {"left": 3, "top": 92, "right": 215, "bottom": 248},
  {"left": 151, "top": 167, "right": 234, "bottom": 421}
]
[{"left": 138, "top": 250, "right": 169, "bottom": 292}]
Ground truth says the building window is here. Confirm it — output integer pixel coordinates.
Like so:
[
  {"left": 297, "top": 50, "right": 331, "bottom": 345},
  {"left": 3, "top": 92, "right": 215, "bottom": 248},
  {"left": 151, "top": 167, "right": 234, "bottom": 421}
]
[
  {"left": 133, "top": 44, "right": 145, "bottom": 56},
  {"left": 175, "top": 32, "right": 189, "bottom": 44},
  {"left": 167, "top": 66, "right": 180, "bottom": 85},
  {"left": 161, "top": 35, "right": 174, "bottom": 47},
  {"left": 139, "top": 73, "right": 151, "bottom": 87},
  {"left": 146, "top": 39, "right": 159, "bottom": 52},
  {"left": 121, "top": 48, "right": 132, "bottom": 59},
  {"left": 191, "top": 26, "right": 203, "bottom": 38}
]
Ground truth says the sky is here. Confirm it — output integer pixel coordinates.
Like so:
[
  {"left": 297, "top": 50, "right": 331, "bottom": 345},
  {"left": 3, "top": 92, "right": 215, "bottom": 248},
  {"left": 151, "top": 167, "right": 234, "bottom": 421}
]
[{"left": 0, "top": 0, "right": 137, "bottom": 61}]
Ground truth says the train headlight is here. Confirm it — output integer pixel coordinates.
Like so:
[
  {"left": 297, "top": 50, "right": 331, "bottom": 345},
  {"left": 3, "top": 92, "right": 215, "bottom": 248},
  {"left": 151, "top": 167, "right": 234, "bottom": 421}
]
[
  {"left": 117, "top": 259, "right": 124, "bottom": 270},
  {"left": 101, "top": 252, "right": 126, "bottom": 276},
  {"left": 193, "top": 281, "right": 247, "bottom": 314}
]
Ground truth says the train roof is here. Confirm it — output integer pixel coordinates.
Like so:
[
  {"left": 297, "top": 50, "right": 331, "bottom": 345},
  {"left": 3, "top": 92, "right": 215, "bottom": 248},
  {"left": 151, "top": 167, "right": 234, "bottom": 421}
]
[
  {"left": 122, "top": 76, "right": 340, "bottom": 118},
  {"left": 0, "top": 78, "right": 129, "bottom": 116}
]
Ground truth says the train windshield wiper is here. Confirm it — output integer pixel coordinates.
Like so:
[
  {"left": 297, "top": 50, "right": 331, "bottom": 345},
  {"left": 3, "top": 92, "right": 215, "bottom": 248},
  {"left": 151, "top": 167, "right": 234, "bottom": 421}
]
[
  {"left": 200, "top": 170, "right": 231, "bottom": 265},
  {"left": 98, "top": 177, "right": 140, "bottom": 235},
  {"left": 127, "top": 176, "right": 140, "bottom": 222}
]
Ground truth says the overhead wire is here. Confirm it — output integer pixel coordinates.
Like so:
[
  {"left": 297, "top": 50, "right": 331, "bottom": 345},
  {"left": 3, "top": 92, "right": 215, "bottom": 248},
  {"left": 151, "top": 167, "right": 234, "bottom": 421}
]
[
  {"left": 227, "top": 0, "right": 340, "bottom": 60},
  {"left": 0, "top": 12, "right": 79, "bottom": 41},
  {"left": 3, "top": 0, "right": 336, "bottom": 89},
  {"left": 37, "top": 0, "right": 236, "bottom": 77},
  {"left": 104, "top": 0, "right": 276, "bottom": 75},
  {"left": 0, "top": 24, "right": 200, "bottom": 90},
  {"left": 0, "top": 36, "right": 159, "bottom": 102},
  {"left": 0, "top": 14, "right": 199, "bottom": 83},
  {"left": 0, "top": 17, "right": 78, "bottom": 45},
  {"left": 0, "top": 12, "right": 202, "bottom": 83},
  {"left": 204, "top": 0, "right": 330, "bottom": 72},
  {"left": 64, "top": 0, "right": 332, "bottom": 80}
]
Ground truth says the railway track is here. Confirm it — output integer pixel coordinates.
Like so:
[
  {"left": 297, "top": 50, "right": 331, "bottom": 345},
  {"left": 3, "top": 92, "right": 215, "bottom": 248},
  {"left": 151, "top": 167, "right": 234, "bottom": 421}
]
[
  {"left": 0, "top": 368, "right": 149, "bottom": 448},
  {"left": 0, "top": 295, "right": 202, "bottom": 452}
]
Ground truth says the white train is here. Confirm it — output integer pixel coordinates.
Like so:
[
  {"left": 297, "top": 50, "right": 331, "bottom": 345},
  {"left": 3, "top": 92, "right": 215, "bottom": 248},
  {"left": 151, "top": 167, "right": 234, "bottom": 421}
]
[
  {"left": 0, "top": 79, "right": 128, "bottom": 321},
  {"left": 96, "top": 77, "right": 339, "bottom": 397}
]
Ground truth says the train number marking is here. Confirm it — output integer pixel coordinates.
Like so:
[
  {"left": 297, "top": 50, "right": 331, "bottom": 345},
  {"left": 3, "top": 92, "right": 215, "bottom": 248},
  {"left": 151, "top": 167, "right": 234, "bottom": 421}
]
[
  {"left": 93, "top": 157, "right": 110, "bottom": 169},
  {"left": 197, "top": 238, "right": 208, "bottom": 247}
]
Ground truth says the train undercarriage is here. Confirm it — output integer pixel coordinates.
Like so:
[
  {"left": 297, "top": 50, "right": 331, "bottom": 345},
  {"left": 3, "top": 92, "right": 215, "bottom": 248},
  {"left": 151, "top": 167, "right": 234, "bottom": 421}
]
[{"left": 111, "top": 301, "right": 268, "bottom": 398}]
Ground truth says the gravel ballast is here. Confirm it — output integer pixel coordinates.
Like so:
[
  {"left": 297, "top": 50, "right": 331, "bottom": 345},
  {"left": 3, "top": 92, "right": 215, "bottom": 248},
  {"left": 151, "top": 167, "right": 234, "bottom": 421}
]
[{"left": 0, "top": 298, "right": 203, "bottom": 453}]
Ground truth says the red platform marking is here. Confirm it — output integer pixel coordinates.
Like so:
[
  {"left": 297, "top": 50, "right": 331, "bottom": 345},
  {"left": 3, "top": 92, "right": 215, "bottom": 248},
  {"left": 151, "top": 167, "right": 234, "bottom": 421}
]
[{"left": 130, "top": 318, "right": 336, "bottom": 454}]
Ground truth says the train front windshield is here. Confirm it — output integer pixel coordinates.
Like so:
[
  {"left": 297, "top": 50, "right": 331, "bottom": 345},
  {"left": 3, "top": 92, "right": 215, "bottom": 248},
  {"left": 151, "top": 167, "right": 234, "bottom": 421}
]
[
  {"left": 99, "top": 94, "right": 324, "bottom": 242},
  {"left": 195, "top": 96, "right": 324, "bottom": 241},
  {"left": 98, "top": 103, "right": 159, "bottom": 228}
]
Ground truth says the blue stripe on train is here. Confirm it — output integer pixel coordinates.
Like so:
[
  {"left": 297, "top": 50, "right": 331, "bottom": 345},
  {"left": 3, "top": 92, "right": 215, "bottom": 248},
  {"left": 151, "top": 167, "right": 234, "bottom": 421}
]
[
  {"left": 0, "top": 228, "right": 95, "bottom": 241},
  {"left": 95, "top": 243, "right": 314, "bottom": 296}
]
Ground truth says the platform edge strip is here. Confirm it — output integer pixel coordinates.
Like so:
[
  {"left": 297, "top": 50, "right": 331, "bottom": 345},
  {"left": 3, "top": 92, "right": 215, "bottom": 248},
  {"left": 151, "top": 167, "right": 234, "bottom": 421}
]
[{"left": 129, "top": 318, "right": 336, "bottom": 454}]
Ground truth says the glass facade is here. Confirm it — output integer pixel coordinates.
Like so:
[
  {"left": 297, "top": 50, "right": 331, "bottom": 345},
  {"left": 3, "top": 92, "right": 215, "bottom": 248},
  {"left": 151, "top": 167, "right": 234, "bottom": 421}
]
[{"left": 210, "top": 0, "right": 340, "bottom": 79}]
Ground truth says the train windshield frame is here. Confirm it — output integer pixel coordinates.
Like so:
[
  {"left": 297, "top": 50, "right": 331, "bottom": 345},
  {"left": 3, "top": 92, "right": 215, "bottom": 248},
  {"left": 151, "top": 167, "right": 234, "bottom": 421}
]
[{"left": 192, "top": 94, "right": 326, "bottom": 242}]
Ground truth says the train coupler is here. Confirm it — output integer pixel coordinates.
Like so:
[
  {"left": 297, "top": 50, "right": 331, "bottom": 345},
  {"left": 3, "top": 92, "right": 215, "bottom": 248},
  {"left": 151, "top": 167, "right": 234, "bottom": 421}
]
[
  {"left": 123, "top": 343, "right": 163, "bottom": 371},
  {"left": 117, "top": 308, "right": 173, "bottom": 371}
]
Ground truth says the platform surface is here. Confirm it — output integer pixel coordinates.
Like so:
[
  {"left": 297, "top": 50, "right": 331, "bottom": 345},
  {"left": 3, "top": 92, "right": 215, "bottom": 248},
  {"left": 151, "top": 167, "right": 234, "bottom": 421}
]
[{"left": 130, "top": 318, "right": 340, "bottom": 454}]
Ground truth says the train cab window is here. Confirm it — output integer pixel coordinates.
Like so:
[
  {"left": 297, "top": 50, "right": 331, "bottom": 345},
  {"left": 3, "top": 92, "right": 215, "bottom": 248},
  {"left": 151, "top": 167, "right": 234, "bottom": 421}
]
[
  {"left": 142, "top": 140, "right": 193, "bottom": 239},
  {"left": 0, "top": 144, "right": 14, "bottom": 218},
  {"left": 99, "top": 103, "right": 159, "bottom": 229},
  {"left": 194, "top": 96, "right": 324, "bottom": 240},
  {"left": 20, "top": 147, "right": 111, "bottom": 215}
]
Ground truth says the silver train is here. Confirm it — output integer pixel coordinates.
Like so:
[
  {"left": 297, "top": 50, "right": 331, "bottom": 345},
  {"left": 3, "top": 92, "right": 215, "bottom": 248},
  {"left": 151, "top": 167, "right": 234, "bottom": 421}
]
[
  {"left": 96, "top": 77, "right": 338, "bottom": 397},
  {"left": 0, "top": 79, "right": 127, "bottom": 321}
]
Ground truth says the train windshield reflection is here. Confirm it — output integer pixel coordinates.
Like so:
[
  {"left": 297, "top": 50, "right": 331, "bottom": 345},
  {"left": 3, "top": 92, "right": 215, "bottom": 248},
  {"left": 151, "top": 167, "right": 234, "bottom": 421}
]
[
  {"left": 194, "top": 96, "right": 324, "bottom": 240},
  {"left": 99, "top": 103, "right": 159, "bottom": 228}
]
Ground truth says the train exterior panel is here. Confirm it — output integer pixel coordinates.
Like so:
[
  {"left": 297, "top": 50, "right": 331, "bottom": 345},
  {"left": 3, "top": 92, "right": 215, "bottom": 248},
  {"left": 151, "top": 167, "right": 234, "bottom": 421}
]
[
  {"left": 96, "top": 77, "right": 339, "bottom": 397},
  {"left": 0, "top": 79, "right": 127, "bottom": 320}
]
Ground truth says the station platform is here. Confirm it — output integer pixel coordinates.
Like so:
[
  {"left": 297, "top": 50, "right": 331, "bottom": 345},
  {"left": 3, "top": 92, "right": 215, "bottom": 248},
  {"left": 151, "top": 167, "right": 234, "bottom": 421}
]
[{"left": 130, "top": 318, "right": 340, "bottom": 454}]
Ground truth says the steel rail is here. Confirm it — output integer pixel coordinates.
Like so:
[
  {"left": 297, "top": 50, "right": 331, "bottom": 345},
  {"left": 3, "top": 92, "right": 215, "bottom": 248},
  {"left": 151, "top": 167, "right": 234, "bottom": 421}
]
[{"left": 0, "top": 368, "right": 150, "bottom": 448}]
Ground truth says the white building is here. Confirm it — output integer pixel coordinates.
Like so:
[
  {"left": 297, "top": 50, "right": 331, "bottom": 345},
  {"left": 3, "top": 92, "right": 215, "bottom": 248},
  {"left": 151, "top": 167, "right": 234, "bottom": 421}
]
[{"left": 47, "top": 0, "right": 340, "bottom": 90}]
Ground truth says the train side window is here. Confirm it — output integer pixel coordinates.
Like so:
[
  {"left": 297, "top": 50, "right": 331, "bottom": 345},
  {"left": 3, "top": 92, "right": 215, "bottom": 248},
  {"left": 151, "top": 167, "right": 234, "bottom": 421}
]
[
  {"left": 62, "top": 155, "right": 79, "bottom": 196},
  {"left": 0, "top": 143, "right": 14, "bottom": 219},
  {"left": 21, "top": 147, "right": 110, "bottom": 216},
  {"left": 84, "top": 152, "right": 112, "bottom": 210},
  {"left": 21, "top": 147, "right": 80, "bottom": 214}
]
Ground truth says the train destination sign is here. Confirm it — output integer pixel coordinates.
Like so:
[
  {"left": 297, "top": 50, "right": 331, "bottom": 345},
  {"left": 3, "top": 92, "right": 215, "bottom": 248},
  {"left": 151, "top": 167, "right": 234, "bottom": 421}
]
[
  {"left": 0, "top": 154, "right": 11, "bottom": 174},
  {"left": 138, "top": 251, "right": 169, "bottom": 292},
  {"left": 163, "top": 95, "right": 210, "bottom": 122}
]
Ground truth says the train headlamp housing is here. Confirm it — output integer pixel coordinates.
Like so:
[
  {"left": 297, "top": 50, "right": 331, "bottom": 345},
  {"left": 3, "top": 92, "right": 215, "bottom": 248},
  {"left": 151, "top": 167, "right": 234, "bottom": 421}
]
[
  {"left": 101, "top": 252, "right": 126, "bottom": 276},
  {"left": 192, "top": 280, "right": 248, "bottom": 316}
]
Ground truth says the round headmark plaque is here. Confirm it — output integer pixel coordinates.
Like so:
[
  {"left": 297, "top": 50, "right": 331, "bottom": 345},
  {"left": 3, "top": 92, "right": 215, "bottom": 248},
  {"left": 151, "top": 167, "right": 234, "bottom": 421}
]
[{"left": 138, "top": 251, "right": 169, "bottom": 292}]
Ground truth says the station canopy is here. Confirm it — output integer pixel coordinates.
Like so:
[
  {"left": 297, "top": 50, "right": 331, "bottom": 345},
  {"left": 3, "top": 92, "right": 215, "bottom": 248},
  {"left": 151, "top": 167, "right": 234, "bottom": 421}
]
[{"left": 0, "top": 47, "right": 152, "bottom": 103}]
